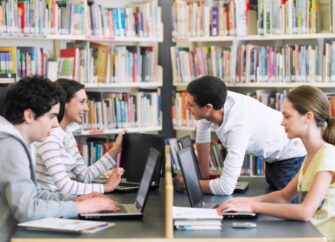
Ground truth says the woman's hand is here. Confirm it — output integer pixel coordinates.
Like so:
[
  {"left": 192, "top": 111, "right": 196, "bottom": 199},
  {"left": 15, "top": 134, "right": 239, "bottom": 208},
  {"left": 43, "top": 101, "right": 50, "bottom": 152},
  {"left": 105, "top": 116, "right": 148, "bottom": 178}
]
[
  {"left": 76, "top": 196, "right": 120, "bottom": 214},
  {"left": 108, "top": 130, "right": 126, "bottom": 157},
  {"left": 104, "top": 168, "right": 125, "bottom": 192},
  {"left": 218, "top": 197, "right": 255, "bottom": 213}
]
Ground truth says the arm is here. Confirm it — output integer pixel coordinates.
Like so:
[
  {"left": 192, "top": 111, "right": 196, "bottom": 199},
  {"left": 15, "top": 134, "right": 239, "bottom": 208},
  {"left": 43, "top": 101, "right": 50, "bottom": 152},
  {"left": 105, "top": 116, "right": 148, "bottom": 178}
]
[
  {"left": 219, "top": 174, "right": 300, "bottom": 207},
  {"left": 36, "top": 137, "right": 104, "bottom": 195},
  {"left": 220, "top": 171, "right": 333, "bottom": 221},
  {"left": 203, "top": 126, "right": 250, "bottom": 195},
  {"left": 196, "top": 143, "right": 210, "bottom": 179},
  {"left": 0, "top": 140, "right": 78, "bottom": 221},
  {"left": 195, "top": 119, "right": 213, "bottom": 179},
  {"left": 73, "top": 130, "right": 124, "bottom": 183}
]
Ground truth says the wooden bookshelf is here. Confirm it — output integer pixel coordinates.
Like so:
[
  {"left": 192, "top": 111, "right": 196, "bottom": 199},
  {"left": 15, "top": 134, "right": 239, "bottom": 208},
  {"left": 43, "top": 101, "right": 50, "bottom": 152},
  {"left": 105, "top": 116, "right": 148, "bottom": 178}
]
[
  {"left": 171, "top": 0, "right": 335, "bottom": 131},
  {"left": 0, "top": 0, "right": 163, "bottom": 135}
]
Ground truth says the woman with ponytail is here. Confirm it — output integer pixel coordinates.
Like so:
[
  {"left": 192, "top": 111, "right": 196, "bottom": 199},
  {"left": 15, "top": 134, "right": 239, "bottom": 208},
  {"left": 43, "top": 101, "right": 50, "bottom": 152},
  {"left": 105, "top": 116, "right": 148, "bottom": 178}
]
[{"left": 219, "top": 85, "right": 335, "bottom": 241}]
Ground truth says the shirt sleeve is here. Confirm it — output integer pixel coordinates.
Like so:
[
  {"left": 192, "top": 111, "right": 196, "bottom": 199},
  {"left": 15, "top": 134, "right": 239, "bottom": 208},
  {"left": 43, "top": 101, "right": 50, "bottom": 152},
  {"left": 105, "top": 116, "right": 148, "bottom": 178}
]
[
  {"left": 196, "top": 119, "right": 212, "bottom": 144},
  {"left": 209, "top": 126, "right": 251, "bottom": 195},
  {"left": 36, "top": 135, "right": 105, "bottom": 195},
  {"left": 316, "top": 146, "right": 335, "bottom": 173},
  {"left": 68, "top": 134, "right": 116, "bottom": 183},
  {"left": 0, "top": 140, "right": 78, "bottom": 222}
]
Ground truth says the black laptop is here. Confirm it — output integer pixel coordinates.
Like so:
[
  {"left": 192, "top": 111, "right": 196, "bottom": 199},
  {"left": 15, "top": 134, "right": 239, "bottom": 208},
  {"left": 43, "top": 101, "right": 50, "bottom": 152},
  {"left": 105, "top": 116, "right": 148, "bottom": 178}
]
[
  {"left": 79, "top": 147, "right": 161, "bottom": 220},
  {"left": 177, "top": 135, "right": 249, "bottom": 193},
  {"left": 177, "top": 147, "right": 257, "bottom": 219},
  {"left": 116, "top": 133, "right": 164, "bottom": 191}
]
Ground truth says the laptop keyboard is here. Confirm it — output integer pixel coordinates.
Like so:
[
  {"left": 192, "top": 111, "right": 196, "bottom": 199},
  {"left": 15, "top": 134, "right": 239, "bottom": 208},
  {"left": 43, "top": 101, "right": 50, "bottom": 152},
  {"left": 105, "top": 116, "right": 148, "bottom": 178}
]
[{"left": 118, "top": 204, "right": 139, "bottom": 213}]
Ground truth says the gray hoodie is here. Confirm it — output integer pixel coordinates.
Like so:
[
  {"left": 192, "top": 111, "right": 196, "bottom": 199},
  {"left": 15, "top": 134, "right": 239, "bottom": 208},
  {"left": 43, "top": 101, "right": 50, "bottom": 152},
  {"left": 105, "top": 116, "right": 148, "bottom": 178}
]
[{"left": 0, "top": 116, "right": 78, "bottom": 242}]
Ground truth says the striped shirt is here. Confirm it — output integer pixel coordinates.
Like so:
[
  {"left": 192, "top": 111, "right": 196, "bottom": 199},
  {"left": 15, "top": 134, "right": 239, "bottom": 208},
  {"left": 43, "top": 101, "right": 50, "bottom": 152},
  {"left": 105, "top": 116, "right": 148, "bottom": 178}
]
[{"left": 35, "top": 127, "right": 116, "bottom": 195}]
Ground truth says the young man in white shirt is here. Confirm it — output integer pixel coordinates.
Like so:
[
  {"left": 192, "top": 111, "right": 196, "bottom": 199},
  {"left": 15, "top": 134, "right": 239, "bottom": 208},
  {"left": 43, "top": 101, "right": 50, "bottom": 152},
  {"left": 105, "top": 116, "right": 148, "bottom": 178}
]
[{"left": 185, "top": 75, "right": 306, "bottom": 201}]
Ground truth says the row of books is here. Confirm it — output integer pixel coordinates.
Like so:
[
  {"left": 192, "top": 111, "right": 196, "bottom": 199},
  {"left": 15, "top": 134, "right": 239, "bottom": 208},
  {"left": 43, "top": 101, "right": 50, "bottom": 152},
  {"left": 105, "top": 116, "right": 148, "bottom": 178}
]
[
  {"left": 89, "top": 2, "right": 161, "bottom": 38},
  {"left": 171, "top": 91, "right": 195, "bottom": 128},
  {"left": 173, "top": 206, "right": 222, "bottom": 231},
  {"left": 0, "top": 43, "right": 159, "bottom": 84},
  {"left": 58, "top": 44, "right": 159, "bottom": 85},
  {"left": 82, "top": 92, "right": 161, "bottom": 131},
  {"left": 77, "top": 138, "right": 115, "bottom": 166},
  {"left": 172, "top": 0, "right": 334, "bottom": 38},
  {"left": 241, "top": 155, "right": 265, "bottom": 176},
  {"left": 258, "top": 0, "right": 334, "bottom": 35},
  {"left": 246, "top": 90, "right": 287, "bottom": 111},
  {"left": 172, "top": 46, "right": 231, "bottom": 84},
  {"left": 0, "top": 46, "right": 48, "bottom": 82},
  {"left": 0, "top": 0, "right": 161, "bottom": 37},
  {"left": 172, "top": 42, "right": 335, "bottom": 84}
]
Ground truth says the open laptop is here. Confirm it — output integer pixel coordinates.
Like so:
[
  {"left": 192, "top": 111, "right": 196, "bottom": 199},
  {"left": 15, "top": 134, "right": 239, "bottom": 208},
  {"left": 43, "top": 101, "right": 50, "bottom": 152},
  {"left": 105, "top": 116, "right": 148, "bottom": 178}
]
[
  {"left": 115, "top": 133, "right": 164, "bottom": 192},
  {"left": 177, "top": 147, "right": 257, "bottom": 219},
  {"left": 79, "top": 147, "right": 161, "bottom": 220},
  {"left": 177, "top": 135, "right": 249, "bottom": 193}
]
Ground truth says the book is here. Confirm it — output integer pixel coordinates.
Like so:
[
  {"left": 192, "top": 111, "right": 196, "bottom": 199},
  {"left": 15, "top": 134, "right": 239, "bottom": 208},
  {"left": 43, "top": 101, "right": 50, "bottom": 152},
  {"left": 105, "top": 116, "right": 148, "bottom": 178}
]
[
  {"left": 175, "top": 225, "right": 222, "bottom": 230},
  {"left": 18, "top": 218, "right": 115, "bottom": 234},
  {"left": 173, "top": 206, "right": 222, "bottom": 220},
  {"left": 59, "top": 48, "right": 80, "bottom": 80}
]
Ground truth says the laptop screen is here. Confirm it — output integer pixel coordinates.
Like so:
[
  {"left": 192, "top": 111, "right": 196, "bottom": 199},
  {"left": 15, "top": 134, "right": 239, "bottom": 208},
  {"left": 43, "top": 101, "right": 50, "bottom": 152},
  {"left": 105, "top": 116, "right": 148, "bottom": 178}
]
[
  {"left": 120, "top": 133, "right": 164, "bottom": 186},
  {"left": 135, "top": 148, "right": 161, "bottom": 211},
  {"left": 177, "top": 135, "right": 201, "bottom": 179},
  {"left": 177, "top": 147, "right": 204, "bottom": 208}
]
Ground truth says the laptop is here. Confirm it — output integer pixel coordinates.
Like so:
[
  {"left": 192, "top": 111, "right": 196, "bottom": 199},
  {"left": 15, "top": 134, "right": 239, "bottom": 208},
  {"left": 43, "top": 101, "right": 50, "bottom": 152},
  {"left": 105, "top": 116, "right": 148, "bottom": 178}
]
[
  {"left": 79, "top": 148, "right": 161, "bottom": 220},
  {"left": 177, "top": 135, "right": 201, "bottom": 179},
  {"left": 115, "top": 133, "right": 164, "bottom": 191},
  {"left": 177, "top": 147, "right": 257, "bottom": 219},
  {"left": 177, "top": 147, "right": 218, "bottom": 209},
  {"left": 177, "top": 135, "right": 249, "bottom": 193}
]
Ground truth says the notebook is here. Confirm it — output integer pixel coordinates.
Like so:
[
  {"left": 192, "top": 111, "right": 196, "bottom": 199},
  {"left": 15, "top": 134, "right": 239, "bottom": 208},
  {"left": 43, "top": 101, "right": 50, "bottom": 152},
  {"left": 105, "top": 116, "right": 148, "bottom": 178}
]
[
  {"left": 79, "top": 147, "right": 161, "bottom": 220},
  {"left": 115, "top": 133, "right": 164, "bottom": 191},
  {"left": 177, "top": 147, "right": 257, "bottom": 219},
  {"left": 177, "top": 135, "right": 249, "bottom": 193}
]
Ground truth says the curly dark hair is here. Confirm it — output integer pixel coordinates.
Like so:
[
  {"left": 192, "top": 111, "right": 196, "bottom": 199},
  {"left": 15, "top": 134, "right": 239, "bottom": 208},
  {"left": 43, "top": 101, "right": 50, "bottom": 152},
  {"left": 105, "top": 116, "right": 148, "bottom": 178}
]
[
  {"left": 54, "top": 78, "right": 85, "bottom": 123},
  {"left": 3, "top": 76, "right": 63, "bottom": 124},
  {"left": 186, "top": 75, "right": 227, "bottom": 110}
]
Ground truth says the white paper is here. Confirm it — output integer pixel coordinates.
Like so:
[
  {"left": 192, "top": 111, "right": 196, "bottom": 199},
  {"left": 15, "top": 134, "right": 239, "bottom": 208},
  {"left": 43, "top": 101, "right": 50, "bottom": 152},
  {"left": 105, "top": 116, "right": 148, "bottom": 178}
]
[
  {"left": 18, "top": 218, "right": 115, "bottom": 234},
  {"left": 173, "top": 206, "right": 222, "bottom": 220}
]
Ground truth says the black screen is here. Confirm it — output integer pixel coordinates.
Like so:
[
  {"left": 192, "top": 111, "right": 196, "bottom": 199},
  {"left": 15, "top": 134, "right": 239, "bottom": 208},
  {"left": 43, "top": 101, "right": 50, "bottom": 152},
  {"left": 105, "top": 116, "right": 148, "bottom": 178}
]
[
  {"left": 177, "top": 135, "right": 201, "bottom": 179},
  {"left": 120, "top": 133, "right": 164, "bottom": 186},
  {"left": 135, "top": 148, "right": 160, "bottom": 211},
  {"left": 178, "top": 147, "right": 204, "bottom": 208}
]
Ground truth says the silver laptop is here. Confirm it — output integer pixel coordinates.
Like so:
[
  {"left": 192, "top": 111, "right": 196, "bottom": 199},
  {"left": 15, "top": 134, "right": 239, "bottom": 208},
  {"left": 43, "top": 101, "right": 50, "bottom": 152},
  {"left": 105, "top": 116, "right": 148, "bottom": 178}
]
[{"left": 79, "top": 148, "right": 161, "bottom": 220}]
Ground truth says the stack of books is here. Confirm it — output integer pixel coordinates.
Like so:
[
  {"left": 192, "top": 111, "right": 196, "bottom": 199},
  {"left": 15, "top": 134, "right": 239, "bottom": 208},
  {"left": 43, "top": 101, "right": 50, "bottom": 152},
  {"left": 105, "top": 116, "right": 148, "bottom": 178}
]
[{"left": 173, "top": 206, "right": 222, "bottom": 230}]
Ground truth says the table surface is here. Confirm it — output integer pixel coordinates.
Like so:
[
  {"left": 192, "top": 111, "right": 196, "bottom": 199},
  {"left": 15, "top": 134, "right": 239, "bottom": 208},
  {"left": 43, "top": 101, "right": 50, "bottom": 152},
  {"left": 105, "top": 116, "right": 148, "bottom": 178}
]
[
  {"left": 11, "top": 182, "right": 166, "bottom": 241},
  {"left": 173, "top": 177, "right": 326, "bottom": 241}
]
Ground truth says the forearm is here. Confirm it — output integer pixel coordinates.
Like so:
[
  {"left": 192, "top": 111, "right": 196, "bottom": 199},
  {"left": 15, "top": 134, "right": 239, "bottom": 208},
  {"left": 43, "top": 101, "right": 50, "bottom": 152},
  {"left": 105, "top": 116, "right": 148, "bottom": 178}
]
[
  {"left": 254, "top": 190, "right": 289, "bottom": 203},
  {"left": 37, "top": 188, "right": 76, "bottom": 201},
  {"left": 196, "top": 143, "right": 210, "bottom": 179},
  {"left": 200, "top": 180, "right": 212, "bottom": 194},
  {"left": 252, "top": 202, "right": 308, "bottom": 221}
]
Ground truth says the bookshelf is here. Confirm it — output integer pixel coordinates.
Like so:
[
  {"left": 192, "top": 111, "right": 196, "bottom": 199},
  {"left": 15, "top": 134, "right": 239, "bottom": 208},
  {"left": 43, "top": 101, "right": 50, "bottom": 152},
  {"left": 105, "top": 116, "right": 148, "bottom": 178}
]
[
  {"left": 170, "top": 0, "right": 335, "bottom": 177},
  {"left": 0, "top": 0, "right": 163, "bottom": 136},
  {"left": 171, "top": 0, "right": 335, "bottom": 132}
]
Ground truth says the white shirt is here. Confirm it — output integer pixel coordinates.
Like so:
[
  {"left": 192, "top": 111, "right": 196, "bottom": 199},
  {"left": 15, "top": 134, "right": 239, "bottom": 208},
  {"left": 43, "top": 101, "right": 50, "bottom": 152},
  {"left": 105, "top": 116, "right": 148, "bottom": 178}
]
[
  {"left": 196, "top": 91, "right": 306, "bottom": 195},
  {"left": 35, "top": 126, "right": 116, "bottom": 195}
]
